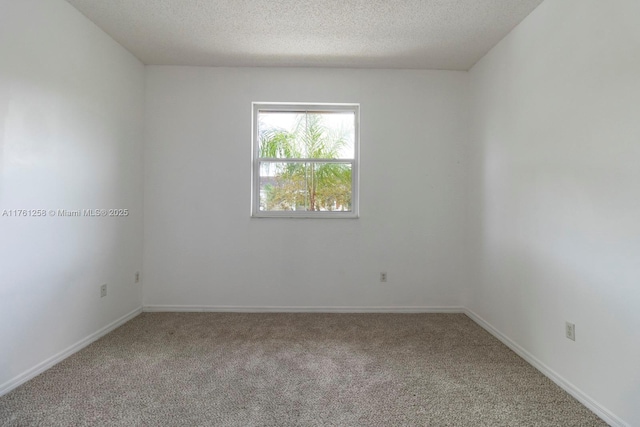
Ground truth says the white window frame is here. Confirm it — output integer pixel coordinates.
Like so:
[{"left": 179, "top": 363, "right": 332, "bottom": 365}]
[{"left": 251, "top": 102, "right": 360, "bottom": 219}]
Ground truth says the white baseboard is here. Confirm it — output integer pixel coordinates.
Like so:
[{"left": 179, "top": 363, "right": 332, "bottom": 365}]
[
  {"left": 1, "top": 304, "right": 626, "bottom": 426},
  {"left": 463, "top": 308, "right": 626, "bottom": 427},
  {"left": 0, "top": 307, "right": 142, "bottom": 397},
  {"left": 143, "top": 305, "right": 465, "bottom": 313}
]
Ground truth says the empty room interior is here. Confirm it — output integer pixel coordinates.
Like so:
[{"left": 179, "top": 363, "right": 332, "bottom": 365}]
[{"left": 1, "top": 0, "right": 639, "bottom": 425}]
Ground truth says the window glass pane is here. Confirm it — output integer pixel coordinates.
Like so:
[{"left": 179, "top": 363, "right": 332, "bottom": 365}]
[
  {"left": 259, "top": 162, "right": 352, "bottom": 212},
  {"left": 258, "top": 111, "right": 354, "bottom": 159}
]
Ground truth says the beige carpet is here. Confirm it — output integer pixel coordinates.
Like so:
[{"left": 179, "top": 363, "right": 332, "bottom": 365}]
[{"left": 0, "top": 313, "right": 606, "bottom": 426}]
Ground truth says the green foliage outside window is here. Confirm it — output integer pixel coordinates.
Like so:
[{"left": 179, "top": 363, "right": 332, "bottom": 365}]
[{"left": 259, "top": 113, "right": 353, "bottom": 212}]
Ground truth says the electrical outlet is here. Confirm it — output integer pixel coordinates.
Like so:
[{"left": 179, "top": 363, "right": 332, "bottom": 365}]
[
  {"left": 135, "top": 272, "right": 140, "bottom": 283},
  {"left": 380, "top": 272, "right": 387, "bottom": 283},
  {"left": 100, "top": 284, "right": 107, "bottom": 298},
  {"left": 565, "top": 321, "right": 575, "bottom": 341}
]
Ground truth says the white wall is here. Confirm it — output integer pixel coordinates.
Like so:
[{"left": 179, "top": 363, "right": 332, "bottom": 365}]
[
  {"left": 468, "top": 0, "right": 640, "bottom": 424},
  {"left": 0, "top": 0, "right": 145, "bottom": 391},
  {"left": 4, "top": 0, "right": 635, "bottom": 423},
  {"left": 143, "top": 67, "right": 469, "bottom": 310}
]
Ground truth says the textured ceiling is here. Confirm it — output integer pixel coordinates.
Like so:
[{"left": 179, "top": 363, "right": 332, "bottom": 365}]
[{"left": 65, "top": 0, "right": 544, "bottom": 70}]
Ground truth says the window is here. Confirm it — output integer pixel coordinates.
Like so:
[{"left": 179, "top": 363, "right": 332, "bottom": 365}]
[{"left": 252, "top": 103, "right": 359, "bottom": 218}]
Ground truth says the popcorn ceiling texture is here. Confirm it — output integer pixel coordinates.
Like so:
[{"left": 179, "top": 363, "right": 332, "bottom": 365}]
[{"left": 65, "top": 0, "right": 544, "bottom": 70}]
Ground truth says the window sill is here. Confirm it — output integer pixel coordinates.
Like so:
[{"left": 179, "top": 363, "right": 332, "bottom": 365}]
[{"left": 251, "top": 212, "right": 359, "bottom": 219}]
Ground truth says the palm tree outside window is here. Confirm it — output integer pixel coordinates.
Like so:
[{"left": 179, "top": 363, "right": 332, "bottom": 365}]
[{"left": 251, "top": 103, "right": 359, "bottom": 218}]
